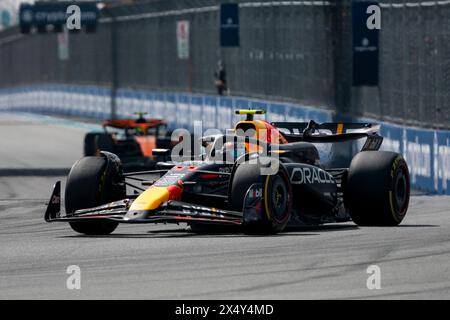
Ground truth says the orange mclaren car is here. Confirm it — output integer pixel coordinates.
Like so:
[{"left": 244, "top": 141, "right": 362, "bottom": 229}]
[{"left": 83, "top": 113, "right": 177, "bottom": 170}]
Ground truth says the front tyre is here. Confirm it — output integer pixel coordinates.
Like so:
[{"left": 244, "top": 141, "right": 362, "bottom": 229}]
[
  {"left": 230, "top": 160, "right": 292, "bottom": 234},
  {"left": 65, "top": 156, "right": 125, "bottom": 235},
  {"left": 346, "top": 151, "right": 410, "bottom": 226}
]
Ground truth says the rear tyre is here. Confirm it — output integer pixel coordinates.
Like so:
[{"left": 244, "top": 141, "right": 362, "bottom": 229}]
[
  {"left": 230, "top": 160, "right": 292, "bottom": 234},
  {"left": 65, "top": 156, "right": 124, "bottom": 235},
  {"left": 346, "top": 151, "right": 410, "bottom": 226}
]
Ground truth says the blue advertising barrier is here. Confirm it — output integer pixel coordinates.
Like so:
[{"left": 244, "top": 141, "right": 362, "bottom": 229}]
[
  {"left": 0, "top": 84, "right": 448, "bottom": 194},
  {"left": 376, "top": 121, "right": 450, "bottom": 195}
]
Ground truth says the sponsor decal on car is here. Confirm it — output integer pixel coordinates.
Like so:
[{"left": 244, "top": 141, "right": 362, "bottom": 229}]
[
  {"left": 180, "top": 204, "right": 226, "bottom": 217},
  {"left": 290, "top": 167, "right": 335, "bottom": 185},
  {"left": 51, "top": 194, "right": 60, "bottom": 204},
  {"left": 154, "top": 172, "right": 186, "bottom": 187},
  {"left": 247, "top": 186, "right": 263, "bottom": 199}
]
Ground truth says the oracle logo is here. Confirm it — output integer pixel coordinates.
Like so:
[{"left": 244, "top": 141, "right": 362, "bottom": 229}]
[{"left": 290, "top": 167, "right": 334, "bottom": 185}]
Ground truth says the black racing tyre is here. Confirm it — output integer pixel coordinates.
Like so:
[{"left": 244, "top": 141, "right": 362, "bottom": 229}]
[
  {"left": 65, "top": 156, "right": 123, "bottom": 235},
  {"left": 95, "top": 133, "right": 115, "bottom": 153},
  {"left": 230, "top": 160, "right": 292, "bottom": 234},
  {"left": 83, "top": 132, "right": 101, "bottom": 156},
  {"left": 346, "top": 151, "right": 410, "bottom": 226}
]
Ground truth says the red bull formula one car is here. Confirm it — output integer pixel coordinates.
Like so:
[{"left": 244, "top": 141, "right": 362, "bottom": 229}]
[{"left": 45, "top": 110, "right": 410, "bottom": 235}]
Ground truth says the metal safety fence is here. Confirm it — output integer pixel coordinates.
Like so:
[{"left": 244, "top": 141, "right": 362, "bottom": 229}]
[{"left": 0, "top": 0, "right": 449, "bottom": 128}]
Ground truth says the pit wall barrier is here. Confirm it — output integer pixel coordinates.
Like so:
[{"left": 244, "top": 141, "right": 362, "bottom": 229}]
[{"left": 1, "top": 84, "right": 449, "bottom": 195}]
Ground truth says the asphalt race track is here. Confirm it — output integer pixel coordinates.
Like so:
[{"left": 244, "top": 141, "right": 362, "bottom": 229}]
[{"left": 0, "top": 112, "right": 449, "bottom": 299}]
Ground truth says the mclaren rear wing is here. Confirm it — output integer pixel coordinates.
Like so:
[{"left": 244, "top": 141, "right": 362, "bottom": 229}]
[{"left": 272, "top": 121, "right": 383, "bottom": 151}]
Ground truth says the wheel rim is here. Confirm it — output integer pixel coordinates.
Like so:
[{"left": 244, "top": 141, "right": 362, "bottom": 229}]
[
  {"left": 394, "top": 165, "right": 409, "bottom": 215},
  {"left": 271, "top": 175, "right": 289, "bottom": 222}
]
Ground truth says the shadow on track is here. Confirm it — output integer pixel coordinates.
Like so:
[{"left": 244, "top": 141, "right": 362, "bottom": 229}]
[
  {"left": 59, "top": 232, "right": 320, "bottom": 239},
  {"left": 395, "top": 224, "right": 439, "bottom": 228},
  {"left": 56, "top": 223, "right": 439, "bottom": 239},
  {"left": 58, "top": 224, "right": 362, "bottom": 239}
]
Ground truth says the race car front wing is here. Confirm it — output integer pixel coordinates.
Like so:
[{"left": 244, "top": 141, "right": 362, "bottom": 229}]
[{"left": 44, "top": 181, "right": 244, "bottom": 226}]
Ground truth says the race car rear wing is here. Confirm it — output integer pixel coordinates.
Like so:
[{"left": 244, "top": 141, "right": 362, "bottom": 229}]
[{"left": 272, "top": 121, "right": 383, "bottom": 150}]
